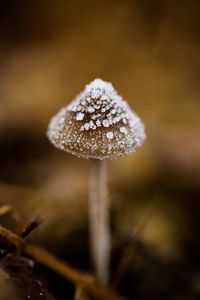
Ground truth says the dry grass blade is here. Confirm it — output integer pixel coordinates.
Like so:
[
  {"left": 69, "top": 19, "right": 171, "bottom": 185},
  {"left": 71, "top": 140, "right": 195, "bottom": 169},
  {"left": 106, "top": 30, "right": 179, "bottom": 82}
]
[
  {"left": 0, "top": 205, "right": 13, "bottom": 216},
  {"left": 74, "top": 287, "right": 91, "bottom": 300}
]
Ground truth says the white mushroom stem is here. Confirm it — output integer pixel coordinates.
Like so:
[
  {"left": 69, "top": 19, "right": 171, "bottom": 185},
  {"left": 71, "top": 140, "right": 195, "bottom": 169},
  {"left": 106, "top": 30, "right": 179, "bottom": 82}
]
[{"left": 89, "top": 159, "right": 110, "bottom": 284}]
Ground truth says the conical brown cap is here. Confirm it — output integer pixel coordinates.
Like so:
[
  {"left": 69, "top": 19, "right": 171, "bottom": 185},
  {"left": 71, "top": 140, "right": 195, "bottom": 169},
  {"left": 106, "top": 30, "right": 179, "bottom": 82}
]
[{"left": 47, "top": 79, "right": 146, "bottom": 159}]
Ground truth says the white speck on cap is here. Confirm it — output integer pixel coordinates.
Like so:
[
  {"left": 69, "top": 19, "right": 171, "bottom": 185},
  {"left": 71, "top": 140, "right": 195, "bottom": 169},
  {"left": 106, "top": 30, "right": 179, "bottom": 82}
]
[
  {"left": 76, "top": 112, "right": 85, "bottom": 121},
  {"left": 106, "top": 132, "right": 114, "bottom": 140},
  {"left": 47, "top": 78, "right": 146, "bottom": 159},
  {"left": 102, "top": 119, "right": 109, "bottom": 128},
  {"left": 87, "top": 106, "right": 95, "bottom": 113},
  {"left": 120, "top": 126, "right": 127, "bottom": 134}
]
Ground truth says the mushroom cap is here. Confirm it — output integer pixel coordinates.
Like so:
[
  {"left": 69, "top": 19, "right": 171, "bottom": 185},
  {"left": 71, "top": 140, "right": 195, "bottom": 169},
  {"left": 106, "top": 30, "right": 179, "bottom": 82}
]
[{"left": 47, "top": 79, "right": 146, "bottom": 160}]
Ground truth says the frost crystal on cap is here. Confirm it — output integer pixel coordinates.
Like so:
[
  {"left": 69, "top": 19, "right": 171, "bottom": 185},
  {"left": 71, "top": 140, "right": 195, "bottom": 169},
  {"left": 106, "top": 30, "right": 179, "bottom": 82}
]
[{"left": 47, "top": 78, "right": 146, "bottom": 159}]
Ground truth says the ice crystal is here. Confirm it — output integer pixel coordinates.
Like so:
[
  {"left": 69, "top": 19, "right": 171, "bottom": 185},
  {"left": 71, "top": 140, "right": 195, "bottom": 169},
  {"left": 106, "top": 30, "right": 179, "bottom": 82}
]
[
  {"left": 87, "top": 106, "right": 95, "bottom": 113},
  {"left": 76, "top": 112, "right": 85, "bottom": 121},
  {"left": 106, "top": 132, "right": 114, "bottom": 140},
  {"left": 47, "top": 78, "right": 146, "bottom": 159},
  {"left": 120, "top": 126, "right": 127, "bottom": 134},
  {"left": 102, "top": 119, "right": 109, "bottom": 128}
]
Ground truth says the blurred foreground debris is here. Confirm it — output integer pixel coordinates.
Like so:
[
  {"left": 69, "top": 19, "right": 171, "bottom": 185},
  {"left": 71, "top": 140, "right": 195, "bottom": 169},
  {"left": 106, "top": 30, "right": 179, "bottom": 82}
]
[{"left": 0, "top": 224, "right": 124, "bottom": 300}]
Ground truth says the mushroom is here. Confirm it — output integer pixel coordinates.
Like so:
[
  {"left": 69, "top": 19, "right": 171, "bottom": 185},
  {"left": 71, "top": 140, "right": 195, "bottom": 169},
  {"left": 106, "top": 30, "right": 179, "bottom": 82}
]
[{"left": 47, "top": 78, "right": 146, "bottom": 284}]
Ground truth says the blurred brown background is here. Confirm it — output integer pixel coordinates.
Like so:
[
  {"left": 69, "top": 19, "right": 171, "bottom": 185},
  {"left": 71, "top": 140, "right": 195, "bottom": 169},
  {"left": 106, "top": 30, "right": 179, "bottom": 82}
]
[{"left": 0, "top": 0, "right": 200, "bottom": 299}]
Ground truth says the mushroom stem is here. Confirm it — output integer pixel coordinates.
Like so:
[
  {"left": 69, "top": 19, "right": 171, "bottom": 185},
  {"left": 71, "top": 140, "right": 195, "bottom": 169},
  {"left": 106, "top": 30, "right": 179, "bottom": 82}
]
[{"left": 89, "top": 159, "right": 110, "bottom": 284}]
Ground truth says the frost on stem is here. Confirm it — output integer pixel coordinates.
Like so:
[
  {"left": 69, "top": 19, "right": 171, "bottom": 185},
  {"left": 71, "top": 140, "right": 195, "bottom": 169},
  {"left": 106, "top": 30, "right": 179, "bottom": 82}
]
[{"left": 47, "top": 78, "right": 146, "bottom": 160}]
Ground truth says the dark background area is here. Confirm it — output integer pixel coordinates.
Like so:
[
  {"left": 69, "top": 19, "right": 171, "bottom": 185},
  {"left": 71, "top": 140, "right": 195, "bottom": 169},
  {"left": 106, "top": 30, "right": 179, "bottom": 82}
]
[{"left": 0, "top": 1, "right": 199, "bottom": 299}]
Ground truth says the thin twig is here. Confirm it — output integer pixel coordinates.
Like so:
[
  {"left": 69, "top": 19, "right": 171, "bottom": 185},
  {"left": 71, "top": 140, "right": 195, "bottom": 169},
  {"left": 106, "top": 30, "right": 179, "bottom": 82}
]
[
  {"left": 112, "top": 232, "right": 169, "bottom": 288},
  {"left": 112, "top": 200, "right": 157, "bottom": 288},
  {"left": 0, "top": 225, "right": 125, "bottom": 300},
  {"left": 20, "top": 217, "right": 43, "bottom": 239},
  {"left": 0, "top": 217, "right": 42, "bottom": 259}
]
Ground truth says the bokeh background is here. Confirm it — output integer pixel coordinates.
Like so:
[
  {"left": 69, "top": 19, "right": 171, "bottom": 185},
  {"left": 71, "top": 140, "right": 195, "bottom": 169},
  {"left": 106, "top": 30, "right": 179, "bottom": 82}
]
[{"left": 0, "top": 1, "right": 200, "bottom": 299}]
